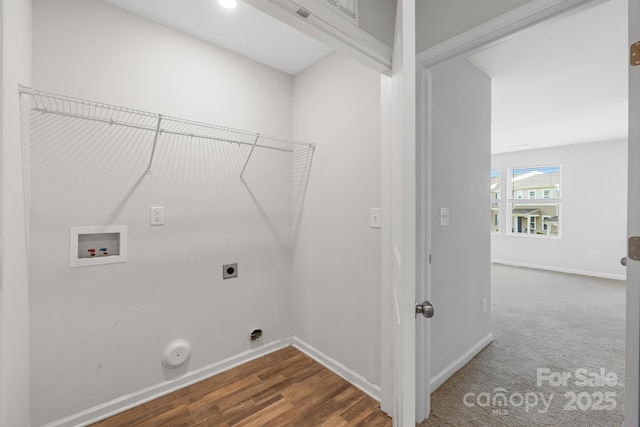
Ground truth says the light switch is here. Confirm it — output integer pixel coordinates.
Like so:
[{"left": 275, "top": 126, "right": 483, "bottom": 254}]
[
  {"left": 440, "top": 208, "right": 450, "bottom": 226},
  {"left": 370, "top": 208, "right": 381, "bottom": 228}
]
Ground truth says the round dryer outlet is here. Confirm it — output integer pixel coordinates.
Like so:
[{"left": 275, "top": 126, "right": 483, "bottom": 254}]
[{"left": 162, "top": 339, "right": 191, "bottom": 368}]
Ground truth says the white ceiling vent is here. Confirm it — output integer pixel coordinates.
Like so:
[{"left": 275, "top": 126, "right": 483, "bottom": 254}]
[{"left": 321, "top": 0, "right": 358, "bottom": 24}]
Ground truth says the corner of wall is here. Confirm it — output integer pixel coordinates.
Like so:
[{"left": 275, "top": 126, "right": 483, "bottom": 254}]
[{"left": 1, "top": 0, "right": 33, "bottom": 425}]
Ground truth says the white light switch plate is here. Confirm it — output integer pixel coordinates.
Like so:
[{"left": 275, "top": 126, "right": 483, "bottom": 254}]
[
  {"left": 370, "top": 208, "right": 381, "bottom": 228},
  {"left": 440, "top": 207, "right": 450, "bottom": 226}
]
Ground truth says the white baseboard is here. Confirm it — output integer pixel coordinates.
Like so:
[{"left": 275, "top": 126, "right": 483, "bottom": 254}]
[
  {"left": 43, "top": 336, "right": 382, "bottom": 427},
  {"left": 491, "top": 259, "right": 627, "bottom": 281},
  {"left": 292, "top": 337, "right": 381, "bottom": 402},
  {"left": 43, "top": 337, "right": 292, "bottom": 427},
  {"left": 430, "top": 333, "right": 494, "bottom": 392}
]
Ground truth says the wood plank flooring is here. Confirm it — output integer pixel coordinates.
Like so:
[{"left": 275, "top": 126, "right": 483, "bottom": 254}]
[{"left": 91, "top": 346, "right": 391, "bottom": 427}]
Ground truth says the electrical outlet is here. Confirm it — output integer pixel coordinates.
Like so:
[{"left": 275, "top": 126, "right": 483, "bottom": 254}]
[
  {"left": 482, "top": 298, "right": 488, "bottom": 315},
  {"left": 150, "top": 206, "right": 164, "bottom": 226}
]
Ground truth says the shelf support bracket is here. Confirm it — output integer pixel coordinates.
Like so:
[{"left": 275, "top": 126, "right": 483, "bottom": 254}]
[
  {"left": 239, "top": 134, "right": 260, "bottom": 182},
  {"left": 146, "top": 114, "right": 163, "bottom": 175}
]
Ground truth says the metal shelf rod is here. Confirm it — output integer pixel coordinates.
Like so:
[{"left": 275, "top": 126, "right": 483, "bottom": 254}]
[
  {"left": 32, "top": 108, "right": 295, "bottom": 153},
  {"left": 159, "top": 129, "right": 293, "bottom": 153},
  {"left": 21, "top": 86, "right": 316, "bottom": 180},
  {"left": 33, "top": 108, "right": 155, "bottom": 133}
]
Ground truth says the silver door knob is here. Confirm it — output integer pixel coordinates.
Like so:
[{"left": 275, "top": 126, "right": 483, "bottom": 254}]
[
  {"left": 415, "top": 301, "right": 434, "bottom": 318},
  {"left": 621, "top": 257, "right": 627, "bottom": 266}
]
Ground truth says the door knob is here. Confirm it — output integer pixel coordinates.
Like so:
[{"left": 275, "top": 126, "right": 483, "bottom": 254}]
[
  {"left": 415, "top": 301, "right": 434, "bottom": 319},
  {"left": 621, "top": 256, "right": 627, "bottom": 266}
]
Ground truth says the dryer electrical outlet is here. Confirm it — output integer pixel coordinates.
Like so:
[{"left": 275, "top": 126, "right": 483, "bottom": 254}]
[{"left": 223, "top": 263, "right": 238, "bottom": 279}]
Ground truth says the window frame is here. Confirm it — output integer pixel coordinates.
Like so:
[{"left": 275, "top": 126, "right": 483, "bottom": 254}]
[{"left": 490, "top": 170, "right": 502, "bottom": 234}]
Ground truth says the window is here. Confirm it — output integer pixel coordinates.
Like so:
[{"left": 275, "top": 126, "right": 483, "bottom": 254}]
[
  {"left": 508, "top": 165, "right": 561, "bottom": 237},
  {"left": 490, "top": 170, "right": 501, "bottom": 233}
]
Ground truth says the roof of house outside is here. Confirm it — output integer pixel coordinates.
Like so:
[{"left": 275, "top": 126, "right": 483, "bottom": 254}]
[
  {"left": 512, "top": 208, "right": 540, "bottom": 215},
  {"left": 512, "top": 171, "right": 560, "bottom": 192}
]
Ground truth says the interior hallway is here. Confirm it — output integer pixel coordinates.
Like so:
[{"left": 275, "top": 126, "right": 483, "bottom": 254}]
[{"left": 421, "top": 264, "right": 625, "bottom": 426}]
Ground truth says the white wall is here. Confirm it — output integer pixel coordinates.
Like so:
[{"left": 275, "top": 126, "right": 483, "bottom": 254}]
[
  {"left": 491, "top": 140, "right": 628, "bottom": 280},
  {"left": 429, "top": 58, "right": 493, "bottom": 385},
  {"left": 291, "top": 52, "right": 382, "bottom": 388},
  {"left": 1, "top": 0, "right": 32, "bottom": 426},
  {"left": 416, "top": 0, "right": 530, "bottom": 52},
  {"left": 359, "top": 0, "right": 397, "bottom": 48},
  {"left": 31, "top": 0, "right": 296, "bottom": 424}
]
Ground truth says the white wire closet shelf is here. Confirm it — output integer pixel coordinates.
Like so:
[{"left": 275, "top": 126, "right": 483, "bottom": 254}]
[{"left": 19, "top": 85, "right": 315, "bottom": 180}]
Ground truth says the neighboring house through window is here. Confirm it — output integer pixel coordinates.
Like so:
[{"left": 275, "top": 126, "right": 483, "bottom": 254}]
[
  {"left": 507, "top": 165, "right": 561, "bottom": 237},
  {"left": 542, "top": 215, "right": 552, "bottom": 234}
]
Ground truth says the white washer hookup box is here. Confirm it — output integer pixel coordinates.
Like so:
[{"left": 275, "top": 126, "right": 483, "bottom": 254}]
[{"left": 69, "top": 225, "right": 127, "bottom": 268}]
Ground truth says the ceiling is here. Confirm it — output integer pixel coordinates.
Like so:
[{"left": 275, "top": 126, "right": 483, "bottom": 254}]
[
  {"left": 468, "top": 0, "right": 628, "bottom": 154},
  {"left": 103, "top": 0, "right": 333, "bottom": 75},
  {"left": 103, "top": 0, "right": 628, "bottom": 155}
]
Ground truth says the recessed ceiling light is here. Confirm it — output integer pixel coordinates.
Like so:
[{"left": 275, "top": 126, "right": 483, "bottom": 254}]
[{"left": 218, "top": 0, "right": 237, "bottom": 9}]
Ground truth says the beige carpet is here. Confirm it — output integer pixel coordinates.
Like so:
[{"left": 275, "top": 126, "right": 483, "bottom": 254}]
[{"left": 419, "top": 264, "right": 625, "bottom": 427}]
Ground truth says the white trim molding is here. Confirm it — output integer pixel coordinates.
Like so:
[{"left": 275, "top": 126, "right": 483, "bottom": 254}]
[
  {"left": 42, "top": 338, "right": 292, "bottom": 427},
  {"left": 41, "top": 336, "right": 383, "bottom": 427},
  {"left": 430, "top": 333, "right": 494, "bottom": 392},
  {"left": 492, "top": 260, "right": 627, "bottom": 281},
  {"left": 292, "top": 337, "right": 382, "bottom": 401},
  {"left": 416, "top": 0, "right": 608, "bottom": 68}
]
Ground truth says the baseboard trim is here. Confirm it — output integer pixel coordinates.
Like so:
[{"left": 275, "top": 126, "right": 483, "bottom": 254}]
[
  {"left": 292, "top": 336, "right": 381, "bottom": 402},
  {"left": 43, "top": 337, "right": 293, "bottom": 427},
  {"left": 430, "top": 333, "right": 494, "bottom": 392},
  {"left": 491, "top": 259, "right": 627, "bottom": 281}
]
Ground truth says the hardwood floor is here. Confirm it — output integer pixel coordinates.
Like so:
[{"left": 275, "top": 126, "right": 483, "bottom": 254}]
[{"left": 91, "top": 346, "right": 391, "bottom": 427}]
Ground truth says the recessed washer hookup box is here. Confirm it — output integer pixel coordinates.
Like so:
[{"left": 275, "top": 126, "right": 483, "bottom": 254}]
[{"left": 69, "top": 225, "right": 127, "bottom": 268}]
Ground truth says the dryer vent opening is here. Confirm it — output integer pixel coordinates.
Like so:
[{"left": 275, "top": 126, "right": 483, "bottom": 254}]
[{"left": 250, "top": 329, "right": 263, "bottom": 342}]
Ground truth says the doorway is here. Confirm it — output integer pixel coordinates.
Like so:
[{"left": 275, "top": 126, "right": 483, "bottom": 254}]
[{"left": 417, "top": 0, "right": 631, "bottom": 424}]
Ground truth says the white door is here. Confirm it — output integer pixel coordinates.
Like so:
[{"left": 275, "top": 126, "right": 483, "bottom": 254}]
[
  {"left": 417, "top": 56, "right": 492, "bottom": 423},
  {"left": 625, "top": 0, "right": 640, "bottom": 424},
  {"left": 386, "top": 0, "right": 417, "bottom": 425}
]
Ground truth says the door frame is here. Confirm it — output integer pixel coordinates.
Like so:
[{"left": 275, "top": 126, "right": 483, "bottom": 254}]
[
  {"left": 380, "top": 1, "right": 417, "bottom": 425},
  {"left": 415, "top": 0, "right": 632, "bottom": 423},
  {"left": 626, "top": 0, "right": 640, "bottom": 424}
]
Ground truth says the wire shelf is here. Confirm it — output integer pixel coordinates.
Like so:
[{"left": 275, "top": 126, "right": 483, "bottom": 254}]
[{"left": 19, "top": 85, "right": 315, "bottom": 180}]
